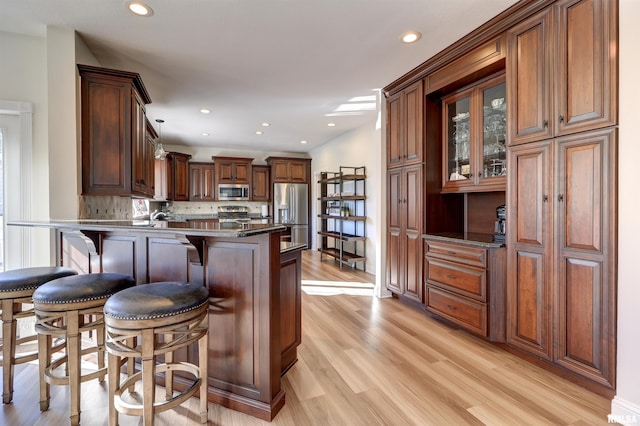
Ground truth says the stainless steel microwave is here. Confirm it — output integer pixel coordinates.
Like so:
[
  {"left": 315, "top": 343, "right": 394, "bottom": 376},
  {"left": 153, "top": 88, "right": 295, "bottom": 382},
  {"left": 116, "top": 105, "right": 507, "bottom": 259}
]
[{"left": 218, "top": 184, "right": 250, "bottom": 201}]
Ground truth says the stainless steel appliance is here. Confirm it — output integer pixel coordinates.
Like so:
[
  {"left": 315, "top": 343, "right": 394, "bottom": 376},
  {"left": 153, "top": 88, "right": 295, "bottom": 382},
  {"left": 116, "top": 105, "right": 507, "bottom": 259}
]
[
  {"left": 218, "top": 184, "right": 250, "bottom": 201},
  {"left": 273, "top": 183, "right": 308, "bottom": 247},
  {"left": 494, "top": 204, "right": 506, "bottom": 243}
]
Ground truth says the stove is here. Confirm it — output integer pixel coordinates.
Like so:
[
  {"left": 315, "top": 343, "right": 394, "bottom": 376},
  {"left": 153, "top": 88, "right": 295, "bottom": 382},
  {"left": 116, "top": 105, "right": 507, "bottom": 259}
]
[{"left": 218, "top": 205, "right": 250, "bottom": 223}]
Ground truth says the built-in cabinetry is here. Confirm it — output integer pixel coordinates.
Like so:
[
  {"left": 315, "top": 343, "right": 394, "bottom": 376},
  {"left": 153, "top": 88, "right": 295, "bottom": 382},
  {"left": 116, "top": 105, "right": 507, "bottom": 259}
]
[
  {"left": 387, "top": 80, "right": 424, "bottom": 169},
  {"left": 424, "top": 237, "right": 505, "bottom": 342},
  {"left": 383, "top": 0, "right": 617, "bottom": 396},
  {"left": 252, "top": 165, "right": 270, "bottom": 202},
  {"left": 78, "top": 64, "right": 154, "bottom": 197},
  {"left": 213, "top": 156, "right": 252, "bottom": 184},
  {"left": 506, "top": 0, "right": 617, "bottom": 392},
  {"left": 386, "top": 165, "right": 423, "bottom": 302},
  {"left": 189, "top": 162, "right": 215, "bottom": 201},
  {"left": 165, "top": 152, "right": 191, "bottom": 201},
  {"left": 317, "top": 167, "right": 366, "bottom": 270},
  {"left": 441, "top": 72, "right": 506, "bottom": 193},
  {"left": 266, "top": 157, "right": 310, "bottom": 183}
]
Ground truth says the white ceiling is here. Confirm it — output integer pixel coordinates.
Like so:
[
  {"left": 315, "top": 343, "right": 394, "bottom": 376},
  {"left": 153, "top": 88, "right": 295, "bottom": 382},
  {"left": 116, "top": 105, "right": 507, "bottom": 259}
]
[{"left": 1, "top": 0, "right": 519, "bottom": 154}]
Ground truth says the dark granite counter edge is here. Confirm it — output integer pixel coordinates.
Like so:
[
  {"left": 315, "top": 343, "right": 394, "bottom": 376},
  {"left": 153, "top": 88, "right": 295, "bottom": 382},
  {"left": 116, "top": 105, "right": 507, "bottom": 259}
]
[
  {"left": 8, "top": 220, "right": 286, "bottom": 238},
  {"left": 423, "top": 232, "right": 505, "bottom": 248},
  {"left": 280, "top": 242, "right": 307, "bottom": 254}
]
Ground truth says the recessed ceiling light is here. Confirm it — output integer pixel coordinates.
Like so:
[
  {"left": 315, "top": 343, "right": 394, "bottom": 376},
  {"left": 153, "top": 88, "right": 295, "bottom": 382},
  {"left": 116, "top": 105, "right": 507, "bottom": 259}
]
[
  {"left": 127, "top": 1, "right": 154, "bottom": 17},
  {"left": 256, "top": 131, "right": 263, "bottom": 135},
  {"left": 327, "top": 123, "right": 336, "bottom": 127},
  {"left": 401, "top": 31, "right": 421, "bottom": 43},
  {"left": 201, "top": 133, "right": 209, "bottom": 136},
  {"left": 200, "top": 109, "right": 211, "bottom": 114},
  {"left": 261, "top": 122, "right": 271, "bottom": 127},
  {"left": 300, "top": 140, "right": 308, "bottom": 144}
]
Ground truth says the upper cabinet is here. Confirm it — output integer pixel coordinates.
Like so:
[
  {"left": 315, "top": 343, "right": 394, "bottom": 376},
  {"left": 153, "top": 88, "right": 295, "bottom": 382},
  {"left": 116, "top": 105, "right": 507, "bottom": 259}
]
[
  {"left": 442, "top": 73, "right": 507, "bottom": 193},
  {"left": 78, "top": 64, "right": 153, "bottom": 197},
  {"left": 507, "top": 0, "right": 617, "bottom": 146},
  {"left": 189, "top": 162, "right": 215, "bottom": 201},
  {"left": 251, "top": 165, "right": 270, "bottom": 201},
  {"left": 166, "top": 152, "right": 191, "bottom": 201},
  {"left": 266, "top": 157, "right": 310, "bottom": 183},
  {"left": 386, "top": 80, "right": 424, "bottom": 169},
  {"left": 213, "top": 156, "right": 252, "bottom": 185}
]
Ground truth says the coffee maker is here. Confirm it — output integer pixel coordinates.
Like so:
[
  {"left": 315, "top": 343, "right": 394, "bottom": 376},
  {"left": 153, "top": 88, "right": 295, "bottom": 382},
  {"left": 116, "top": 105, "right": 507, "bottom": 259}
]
[{"left": 494, "top": 204, "right": 506, "bottom": 243}]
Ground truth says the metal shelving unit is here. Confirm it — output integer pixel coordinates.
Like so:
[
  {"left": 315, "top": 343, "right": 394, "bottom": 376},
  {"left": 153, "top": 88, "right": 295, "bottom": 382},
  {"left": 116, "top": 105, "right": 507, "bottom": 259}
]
[{"left": 317, "top": 166, "right": 366, "bottom": 270}]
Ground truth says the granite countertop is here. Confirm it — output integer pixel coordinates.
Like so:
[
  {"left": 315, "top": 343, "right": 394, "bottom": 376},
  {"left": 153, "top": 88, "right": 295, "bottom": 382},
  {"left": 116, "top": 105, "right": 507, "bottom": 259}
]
[
  {"left": 8, "top": 219, "right": 286, "bottom": 238},
  {"left": 423, "top": 232, "right": 505, "bottom": 248},
  {"left": 280, "top": 241, "right": 307, "bottom": 253}
]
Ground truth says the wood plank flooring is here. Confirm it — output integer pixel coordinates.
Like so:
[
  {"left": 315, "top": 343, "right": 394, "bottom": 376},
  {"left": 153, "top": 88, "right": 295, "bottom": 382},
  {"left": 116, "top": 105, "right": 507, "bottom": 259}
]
[{"left": 1, "top": 250, "right": 613, "bottom": 425}]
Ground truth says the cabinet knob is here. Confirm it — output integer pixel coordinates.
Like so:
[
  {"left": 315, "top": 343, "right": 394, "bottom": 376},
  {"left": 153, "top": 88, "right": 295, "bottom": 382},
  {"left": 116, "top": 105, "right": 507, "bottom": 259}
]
[
  {"left": 543, "top": 120, "right": 549, "bottom": 128},
  {"left": 559, "top": 115, "right": 565, "bottom": 123},
  {"left": 543, "top": 195, "right": 549, "bottom": 202},
  {"left": 558, "top": 194, "right": 564, "bottom": 202}
]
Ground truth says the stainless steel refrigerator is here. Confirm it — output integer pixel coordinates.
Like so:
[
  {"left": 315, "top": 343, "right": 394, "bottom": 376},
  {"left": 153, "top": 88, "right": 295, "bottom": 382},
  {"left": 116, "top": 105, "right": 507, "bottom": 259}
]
[{"left": 273, "top": 182, "right": 308, "bottom": 247}]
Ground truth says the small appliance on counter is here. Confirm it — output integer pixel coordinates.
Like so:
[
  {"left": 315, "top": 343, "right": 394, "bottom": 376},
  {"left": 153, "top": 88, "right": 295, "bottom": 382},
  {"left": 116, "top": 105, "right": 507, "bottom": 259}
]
[{"left": 494, "top": 204, "right": 506, "bottom": 243}]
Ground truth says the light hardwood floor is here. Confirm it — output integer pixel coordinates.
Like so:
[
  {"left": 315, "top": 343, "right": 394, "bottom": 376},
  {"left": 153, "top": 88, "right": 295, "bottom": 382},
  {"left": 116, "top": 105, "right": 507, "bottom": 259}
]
[{"left": 1, "top": 250, "right": 613, "bottom": 425}]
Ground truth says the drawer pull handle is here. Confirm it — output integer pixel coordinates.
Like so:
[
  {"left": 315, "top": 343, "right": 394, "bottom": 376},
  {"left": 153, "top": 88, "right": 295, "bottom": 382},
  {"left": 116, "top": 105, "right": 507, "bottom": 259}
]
[
  {"left": 447, "top": 304, "right": 456, "bottom": 311},
  {"left": 446, "top": 274, "right": 456, "bottom": 280},
  {"left": 447, "top": 251, "right": 457, "bottom": 255}
]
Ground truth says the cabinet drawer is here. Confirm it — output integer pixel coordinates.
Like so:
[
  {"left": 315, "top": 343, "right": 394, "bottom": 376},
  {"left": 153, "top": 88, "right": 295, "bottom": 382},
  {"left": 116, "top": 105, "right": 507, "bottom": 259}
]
[
  {"left": 425, "top": 240, "right": 486, "bottom": 268},
  {"left": 425, "top": 286, "right": 487, "bottom": 336},
  {"left": 426, "top": 258, "right": 486, "bottom": 301}
]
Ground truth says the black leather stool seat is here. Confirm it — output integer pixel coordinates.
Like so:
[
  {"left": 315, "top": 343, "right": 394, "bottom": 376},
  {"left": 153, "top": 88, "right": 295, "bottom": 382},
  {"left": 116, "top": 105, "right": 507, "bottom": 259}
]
[
  {"left": 104, "top": 282, "right": 209, "bottom": 326},
  {"left": 33, "top": 273, "right": 135, "bottom": 306},
  {"left": 0, "top": 267, "right": 77, "bottom": 294}
]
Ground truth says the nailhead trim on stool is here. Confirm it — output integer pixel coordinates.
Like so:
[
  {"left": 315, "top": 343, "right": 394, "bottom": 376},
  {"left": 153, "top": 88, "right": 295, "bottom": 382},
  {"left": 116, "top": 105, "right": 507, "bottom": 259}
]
[
  {"left": 104, "top": 282, "right": 209, "bottom": 426},
  {"left": 33, "top": 273, "right": 135, "bottom": 426},
  {"left": 0, "top": 266, "right": 77, "bottom": 404}
]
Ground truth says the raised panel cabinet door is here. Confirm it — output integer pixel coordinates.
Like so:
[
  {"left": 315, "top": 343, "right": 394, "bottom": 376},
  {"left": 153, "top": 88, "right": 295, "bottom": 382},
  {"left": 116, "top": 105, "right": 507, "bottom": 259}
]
[
  {"left": 202, "top": 165, "right": 215, "bottom": 200},
  {"left": 386, "top": 91, "right": 404, "bottom": 168},
  {"left": 403, "top": 80, "right": 424, "bottom": 166},
  {"left": 189, "top": 164, "right": 204, "bottom": 200},
  {"left": 271, "top": 160, "right": 290, "bottom": 181},
  {"left": 217, "top": 161, "right": 234, "bottom": 183},
  {"left": 554, "top": 128, "right": 615, "bottom": 388},
  {"left": 507, "top": 140, "right": 553, "bottom": 359},
  {"left": 234, "top": 162, "right": 251, "bottom": 183},
  {"left": 554, "top": 0, "right": 617, "bottom": 136},
  {"left": 289, "top": 161, "right": 307, "bottom": 183},
  {"left": 403, "top": 165, "right": 423, "bottom": 303},
  {"left": 81, "top": 77, "right": 130, "bottom": 195},
  {"left": 507, "top": 7, "right": 553, "bottom": 145},
  {"left": 173, "top": 155, "right": 190, "bottom": 201},
  {"left": 386, "top": 169, "right": 403, "bottom": 293},
  {"left": 252, "top": 166, "right": 270, "bottom": 201}
]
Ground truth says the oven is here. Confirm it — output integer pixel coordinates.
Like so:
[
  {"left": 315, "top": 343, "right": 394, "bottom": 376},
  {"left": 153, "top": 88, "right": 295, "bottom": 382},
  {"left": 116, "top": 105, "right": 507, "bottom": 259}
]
[{"left": 218, "top": 184, "right": 250, "bottom": 201}]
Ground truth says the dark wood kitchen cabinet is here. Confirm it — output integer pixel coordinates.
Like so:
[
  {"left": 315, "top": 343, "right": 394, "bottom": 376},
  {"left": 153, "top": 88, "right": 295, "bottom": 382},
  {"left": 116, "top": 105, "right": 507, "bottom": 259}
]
[
  {"left": 387, "top": 80, "right": 423, "bottom": 169},
  {"left": 507, "top": 128, "right": 617, "bottom": 389},
  {"left": 424, "top": 238, "right": 505, "bottom": 342},
  {"left": 266, "top": 157, "right": 311, "bottom": 183},
  {"left": 507, "top": 0, "right": 617, "bottom": 146},
  {"left": 386, "top": 165, "right": 423, "bottom": 303},
  {"left": 252, "top": 165, "right": 270, "bottom": 201},
  {"left": 213, "top": 156, "right": 252, "bottom": 184},
  {"left": 165, "top": 152, "right": 191, "bottom": 201},
  {"left": 78, "top": 64, "right": 154, "bottom": 197},
  {"left": 189, "top": 162, "right": 215, "bottom": 201}
]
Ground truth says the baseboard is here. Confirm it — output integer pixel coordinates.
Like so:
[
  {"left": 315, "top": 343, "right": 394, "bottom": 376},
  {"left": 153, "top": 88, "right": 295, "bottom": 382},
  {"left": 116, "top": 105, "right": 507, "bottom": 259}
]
[{"left": 610, "top": 396, "right": 640, "bottom": 425}]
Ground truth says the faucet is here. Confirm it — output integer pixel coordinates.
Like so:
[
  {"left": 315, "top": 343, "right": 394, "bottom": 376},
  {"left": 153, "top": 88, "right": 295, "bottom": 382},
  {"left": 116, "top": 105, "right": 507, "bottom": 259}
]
[{"left": 150, "top": 210, "right": 167, "bottom": 221}]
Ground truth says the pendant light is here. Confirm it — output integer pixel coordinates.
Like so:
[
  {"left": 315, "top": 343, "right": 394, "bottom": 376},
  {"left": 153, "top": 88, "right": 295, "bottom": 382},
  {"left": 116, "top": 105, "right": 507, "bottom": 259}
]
[{"left": 154, "top": 119, "right": 167, "bottom": 160}]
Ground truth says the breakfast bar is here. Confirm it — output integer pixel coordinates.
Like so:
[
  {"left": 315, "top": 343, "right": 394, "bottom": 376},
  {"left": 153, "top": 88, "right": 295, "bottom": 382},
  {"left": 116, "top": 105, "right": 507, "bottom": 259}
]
[{"left": 9, "top": 219, "right": 304, "bottom": 421}]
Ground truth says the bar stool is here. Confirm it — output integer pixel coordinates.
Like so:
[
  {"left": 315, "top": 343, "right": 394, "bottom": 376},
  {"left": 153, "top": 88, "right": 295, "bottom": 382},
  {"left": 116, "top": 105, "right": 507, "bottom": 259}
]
[
  {"left": 104, "top": 282, "right": 209, "bottom": 426},
  {"left": 33, "top": 272, "right": 135, "bottom": 425},
  {"left": 0, "top": 266, "right": 78, "bottom": 404}
]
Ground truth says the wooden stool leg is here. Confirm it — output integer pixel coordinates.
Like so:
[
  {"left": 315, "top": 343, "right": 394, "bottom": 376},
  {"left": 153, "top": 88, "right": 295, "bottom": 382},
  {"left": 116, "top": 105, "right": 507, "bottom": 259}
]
[
  {"left": 37, "top": 332, "right": 51, "bottom": 411},
  {"left": 67, "top": 312, "right": 81, "bottom": 426},
  {"left": 126, "top": 336, "right": 136, "bottom": 394},
  {"left": 108, "top": 351, "right": 120, "bottom": 426},
  {"left": 164, "top": 332, "right": 173, "bottom": 400},
  {"left": 198, "top": 327, "right": 208, "bottom": 424},
  {"left": 141, "top": 329, "right": 156, "bottom": 426},
  {"left": 1, "top": 300, "right": 16, "bottom": 404},
  {"left": 96, "top": 315, "right": 106, "bottom": 383}
]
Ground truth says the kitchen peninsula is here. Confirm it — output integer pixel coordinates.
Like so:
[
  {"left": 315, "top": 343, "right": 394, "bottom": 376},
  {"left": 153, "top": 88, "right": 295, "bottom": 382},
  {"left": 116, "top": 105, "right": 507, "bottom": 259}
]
[{"left": 9, "top": 219, "right": 304, "bottom": 421}]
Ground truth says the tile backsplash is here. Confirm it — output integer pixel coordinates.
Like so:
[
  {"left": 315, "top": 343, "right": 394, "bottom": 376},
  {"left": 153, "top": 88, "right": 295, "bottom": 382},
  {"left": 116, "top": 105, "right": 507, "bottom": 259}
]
[{"left": 79, "top": 195, "right": 133, "bottom": 220}]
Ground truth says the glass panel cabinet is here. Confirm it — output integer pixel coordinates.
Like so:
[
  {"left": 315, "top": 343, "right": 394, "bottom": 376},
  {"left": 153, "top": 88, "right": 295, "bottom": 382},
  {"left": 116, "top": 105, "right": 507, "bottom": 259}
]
[{"left": 442, "top": 72, "right": 506, "bottom": 193}]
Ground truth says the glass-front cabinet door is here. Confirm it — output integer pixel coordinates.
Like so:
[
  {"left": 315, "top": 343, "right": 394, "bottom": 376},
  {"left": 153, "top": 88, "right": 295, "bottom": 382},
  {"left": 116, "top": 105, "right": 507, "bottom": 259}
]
[{"left": 442, "top": 72, "right": 506, "bottom": 193}]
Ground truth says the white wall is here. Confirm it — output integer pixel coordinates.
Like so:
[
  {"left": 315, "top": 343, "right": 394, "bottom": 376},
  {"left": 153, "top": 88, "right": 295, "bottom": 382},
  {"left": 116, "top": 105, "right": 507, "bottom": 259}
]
[
  {"left": 309, "top": 120, "right": 381, "bottom": 280},
  {"left": 611, "top": 0, "right": 640, "bottom": 422}
]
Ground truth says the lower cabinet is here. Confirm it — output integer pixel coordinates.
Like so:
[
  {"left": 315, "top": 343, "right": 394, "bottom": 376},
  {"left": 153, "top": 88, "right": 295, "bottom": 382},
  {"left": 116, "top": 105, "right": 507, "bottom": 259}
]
[
  {"left": 424, "top": 238, "right": 506, "bottom": 342},
  {"left": 280, "top": 248, "right": 302, "bottom": 375}
]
